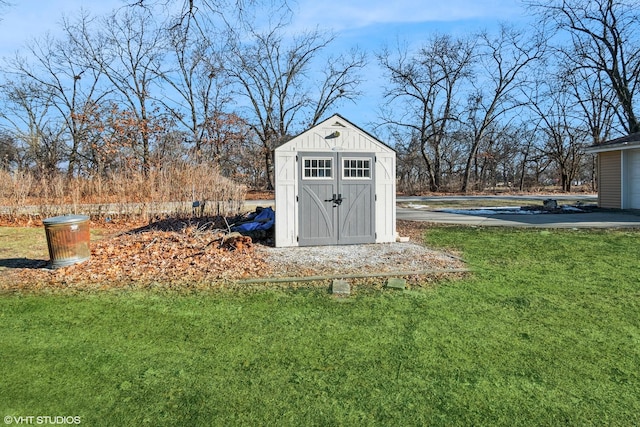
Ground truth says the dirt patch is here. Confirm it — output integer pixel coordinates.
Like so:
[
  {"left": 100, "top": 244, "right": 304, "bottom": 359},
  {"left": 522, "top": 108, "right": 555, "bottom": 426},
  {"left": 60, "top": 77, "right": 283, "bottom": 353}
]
[{"left": 0, "top": 220, "right": 465, "bottom": 292}]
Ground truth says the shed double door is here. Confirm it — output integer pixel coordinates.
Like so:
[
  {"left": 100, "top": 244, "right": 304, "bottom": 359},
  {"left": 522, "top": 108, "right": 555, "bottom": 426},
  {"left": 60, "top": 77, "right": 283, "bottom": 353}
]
[{"left": 298, "top": 152, "right": 375, "bottom": 246}]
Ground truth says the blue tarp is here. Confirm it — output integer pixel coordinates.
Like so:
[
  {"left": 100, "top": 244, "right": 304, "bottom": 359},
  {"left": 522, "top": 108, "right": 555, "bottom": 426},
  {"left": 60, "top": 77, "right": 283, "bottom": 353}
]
[{"left": 231, "top": 207, "right": 275, "bottom": 232}]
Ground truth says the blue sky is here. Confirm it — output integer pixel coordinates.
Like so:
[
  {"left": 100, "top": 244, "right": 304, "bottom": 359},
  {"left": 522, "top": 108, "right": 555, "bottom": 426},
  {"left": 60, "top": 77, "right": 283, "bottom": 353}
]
[
  {"left": 294, "top": 0, "right": 531, "bottom": 127},
  {"left": 0, "top": 0, "right": 532, "bottom": 128}
]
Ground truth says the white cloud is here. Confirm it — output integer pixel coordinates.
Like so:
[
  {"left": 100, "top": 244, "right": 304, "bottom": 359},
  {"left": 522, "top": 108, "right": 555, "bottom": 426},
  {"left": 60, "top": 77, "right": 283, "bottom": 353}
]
[{"left": 294, "top": 0, "right": 525, "bottom": 31}]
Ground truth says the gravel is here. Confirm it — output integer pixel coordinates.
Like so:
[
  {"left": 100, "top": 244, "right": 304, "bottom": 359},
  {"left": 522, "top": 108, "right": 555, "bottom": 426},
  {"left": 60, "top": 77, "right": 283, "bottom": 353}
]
[{"left": 258, "top": 242, "right": 465, "bottom": 278}]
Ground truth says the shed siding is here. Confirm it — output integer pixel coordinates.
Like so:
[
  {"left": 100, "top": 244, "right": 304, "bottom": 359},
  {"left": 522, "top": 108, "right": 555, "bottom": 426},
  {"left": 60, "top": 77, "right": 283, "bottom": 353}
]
[
  {"left": 598, "top": 151, "right": 621, "bottom": 209},
  {"left": 274, "top": 152, "right": 298, "bottom": 246},
  {"left": 375, "top": 153, "right": 396, "bottom": 243},
  {"left": 282, "top": 128, "right": 392, "bottom": 153}
]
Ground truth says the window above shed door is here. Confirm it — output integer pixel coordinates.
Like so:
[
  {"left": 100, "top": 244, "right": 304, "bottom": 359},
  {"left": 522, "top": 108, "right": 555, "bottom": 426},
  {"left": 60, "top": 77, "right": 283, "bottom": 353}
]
[
  {"left": 302, "top": 157, "right": 333, "bottom": 179},
  {"left": 342, "top": 158, "right": 372, "bottom": 179}
]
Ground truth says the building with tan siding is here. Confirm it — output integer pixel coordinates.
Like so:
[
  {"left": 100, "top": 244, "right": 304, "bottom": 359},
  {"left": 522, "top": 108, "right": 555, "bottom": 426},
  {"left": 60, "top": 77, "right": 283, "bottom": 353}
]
[{"left": 586, "top": 133, "right": 640, "bottom": 209}]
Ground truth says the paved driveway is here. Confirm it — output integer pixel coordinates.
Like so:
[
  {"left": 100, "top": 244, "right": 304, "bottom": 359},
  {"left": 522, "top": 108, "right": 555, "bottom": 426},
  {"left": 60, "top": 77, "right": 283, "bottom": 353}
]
[
  {"left": 396, "top": 196, "right": 640, "bottom": 228},
  {"left": 245, "top": 195, "right": 640, "bottom": 228}
]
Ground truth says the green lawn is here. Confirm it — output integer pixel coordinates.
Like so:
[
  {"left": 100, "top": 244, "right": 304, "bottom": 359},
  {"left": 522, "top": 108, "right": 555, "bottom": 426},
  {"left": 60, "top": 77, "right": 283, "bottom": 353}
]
[
  {"left": 1, "top": 227, "right": 639, "bottom": 426},
  {"left": 0, "top": 226, "right": 105, "bottom": 271}
]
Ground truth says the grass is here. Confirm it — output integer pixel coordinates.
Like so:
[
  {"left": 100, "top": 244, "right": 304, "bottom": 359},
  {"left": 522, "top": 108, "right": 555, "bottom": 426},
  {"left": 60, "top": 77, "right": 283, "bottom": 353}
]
[
  {"left": 0, "top": 227, "right": 48, "bottom": 267},
  {"left": 0, "top": 227, "right": 105, "bottom": 271},
  {"left": 1, "top": 227, "right": 639, "bottom": 425}
]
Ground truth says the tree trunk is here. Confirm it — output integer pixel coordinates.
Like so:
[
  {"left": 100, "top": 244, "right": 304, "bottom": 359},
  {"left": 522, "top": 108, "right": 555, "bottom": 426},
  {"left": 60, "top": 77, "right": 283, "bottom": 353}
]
[
  {"left": 461, "top": 137, "right": 481, "bottom": 193},
  {"left": 264, "top": 148, "right": 274, "bottom": 191},
  {"left": 561, "top": 171, "right": 571, "bottom": 192}
]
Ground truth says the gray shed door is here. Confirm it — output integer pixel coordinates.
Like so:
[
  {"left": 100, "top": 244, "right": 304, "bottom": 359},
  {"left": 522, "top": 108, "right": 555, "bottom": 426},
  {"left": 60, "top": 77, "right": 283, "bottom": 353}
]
[{"left": 298, "top": 152, "right": 375, "bottom": 246}]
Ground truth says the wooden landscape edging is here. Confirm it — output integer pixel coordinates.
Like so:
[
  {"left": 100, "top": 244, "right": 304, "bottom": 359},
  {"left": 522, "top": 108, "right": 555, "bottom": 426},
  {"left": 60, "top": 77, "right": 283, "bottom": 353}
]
[{"left": 231, "top": 268, "right": 470, "bottom": 285}]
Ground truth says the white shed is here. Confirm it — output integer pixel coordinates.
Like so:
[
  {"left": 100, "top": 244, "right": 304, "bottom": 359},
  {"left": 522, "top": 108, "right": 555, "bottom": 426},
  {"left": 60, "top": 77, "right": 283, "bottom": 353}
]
[{"left": 274, "top": 114, "right": 396, "bottom": 247}]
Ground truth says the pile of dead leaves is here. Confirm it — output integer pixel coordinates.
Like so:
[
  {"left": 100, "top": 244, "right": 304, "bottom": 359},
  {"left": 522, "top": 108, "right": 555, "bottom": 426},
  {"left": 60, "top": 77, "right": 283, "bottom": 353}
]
[
  {"left": 2, "top": 219, "right": 466, "bottom": 293},
  {"left": 5, "top": 222, "right": 272, "bottom": 292}
]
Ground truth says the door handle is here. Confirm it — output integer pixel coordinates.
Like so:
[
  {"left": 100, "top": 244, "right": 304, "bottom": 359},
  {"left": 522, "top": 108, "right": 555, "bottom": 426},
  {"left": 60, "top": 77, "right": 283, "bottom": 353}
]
[{"left": 325, "top": 194, "right": 345, "bottom": 206}]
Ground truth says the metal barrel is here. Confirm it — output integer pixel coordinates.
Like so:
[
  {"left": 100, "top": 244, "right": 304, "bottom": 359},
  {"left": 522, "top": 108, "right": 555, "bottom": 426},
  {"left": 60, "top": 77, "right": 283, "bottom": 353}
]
[{"left": 43, "top": 215, "right": 91, "bottom": 268}]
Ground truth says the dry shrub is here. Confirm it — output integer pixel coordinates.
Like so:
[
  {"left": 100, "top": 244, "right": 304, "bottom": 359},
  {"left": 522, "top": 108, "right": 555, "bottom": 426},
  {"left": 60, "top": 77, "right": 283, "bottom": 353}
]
[
  {"left": 0, "top": 165, "right": 246, "bottom": 221},
  {"left": 0, "top": 170, "right": 34, "bottom": 215}
]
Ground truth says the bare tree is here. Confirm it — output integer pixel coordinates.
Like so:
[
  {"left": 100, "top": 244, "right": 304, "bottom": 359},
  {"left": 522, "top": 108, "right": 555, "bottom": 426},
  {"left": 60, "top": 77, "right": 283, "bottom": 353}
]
[
  {"left": 378, "top": 34, "right": 475, "bottom": 192},
  {"left": 526, "top": 76, "right": 587, "bottom": 192},
  {"left": 487, "top": 126, "right": 526, "bottom": 189},
  {"left": 511, "top": 125, "right": 547, "bottom": 191},
  {"left": 126, "top": 0, "right": 288, "bottom": 28},
  {"left": 530, "top": 0, "right": 640, "bottom": 134},
  {"left": 0, "top": 79, "right": 65, "bottom": 177},
  {"left": 73, "top": 7, "right": 166, "bottom": 174},
  {"left": 461, "top": 24, "right": 546, "bottom": 192},
  {"left": 0, "top": 130, "right": 19, "bottom": 171},
  {"left": 9, "top": 20, "right": 108, "bottom": 179},
  {"left": 226, "top": 23, "right": 365, "bottom": 189},
  {"left": 561, "top": 62, "right": 618, "bottom": 145},
  {"left": 308, "top": 48, "right": 366, "bottom": 126},
  {"left": 559, "top": 54, "right": 618, "bottom": 190},
  {"left": 0, "top": 0, "right": 11, "bottom": 21},
  {"left": 156, "top": 18, "right": 236, "bottom": 163}
]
